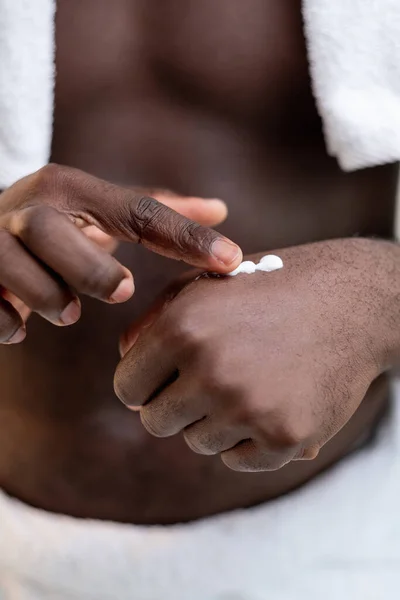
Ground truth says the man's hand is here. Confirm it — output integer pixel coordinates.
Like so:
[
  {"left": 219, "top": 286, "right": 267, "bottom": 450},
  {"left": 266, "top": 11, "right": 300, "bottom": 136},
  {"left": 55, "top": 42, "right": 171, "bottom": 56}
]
[
  {"left": 82, "top": 187, "right": 230, "bottom": 253},
  {"left": 115, "top": 239, "right": 400, "bottom": 472},
  {"left": 0, "top": 164, "right": 241, "bottom": 343}
]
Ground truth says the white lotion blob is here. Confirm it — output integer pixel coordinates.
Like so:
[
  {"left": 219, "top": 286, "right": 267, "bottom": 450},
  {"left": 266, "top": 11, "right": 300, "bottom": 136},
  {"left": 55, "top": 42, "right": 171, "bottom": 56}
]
[
  {"left": 227, "top": 254, "right": 283, "bottom": 277},
  {"left": 228, "top": 260, "right": 257, "bottom": 275},
  {"left": 257, "top": 254, "right": 284, "bottom": 272}
]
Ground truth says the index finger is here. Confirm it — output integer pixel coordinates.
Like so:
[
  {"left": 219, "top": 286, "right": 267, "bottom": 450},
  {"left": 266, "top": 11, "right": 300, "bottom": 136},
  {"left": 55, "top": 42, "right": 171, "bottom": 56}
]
[
  {"left": 122, "top": 195, "right": 242, "bottom": 273},
  {"left": 43, "top": 165, "right": 243, "bottom": 272}
]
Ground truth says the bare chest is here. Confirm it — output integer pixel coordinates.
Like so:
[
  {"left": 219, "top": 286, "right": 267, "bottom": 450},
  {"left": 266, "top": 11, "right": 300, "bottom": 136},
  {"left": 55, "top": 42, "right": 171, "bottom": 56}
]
[{"left": 55, "top": 0, "right": 309, "bottom": 121}]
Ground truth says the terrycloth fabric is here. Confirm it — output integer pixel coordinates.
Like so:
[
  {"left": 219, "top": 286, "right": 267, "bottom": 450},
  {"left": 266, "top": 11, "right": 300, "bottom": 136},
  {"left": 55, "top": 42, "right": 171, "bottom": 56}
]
[
  {"left": 302, "top": 0, "right": 400, "bottom": 171},
  {"left": 1, "top": 1, "right": 400, "bottom": 187},
  {"left": 0, "top": 381, "right": 399, "bottom": 600},
  {"left": 0, "top": 0, "right": 55, "bottom": 189}
]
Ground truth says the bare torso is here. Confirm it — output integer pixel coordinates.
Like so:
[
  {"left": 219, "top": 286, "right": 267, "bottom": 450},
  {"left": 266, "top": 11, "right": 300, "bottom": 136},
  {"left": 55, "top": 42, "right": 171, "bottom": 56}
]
[{"left": 0, "top": 0, "right": 397, "bottom": 524}]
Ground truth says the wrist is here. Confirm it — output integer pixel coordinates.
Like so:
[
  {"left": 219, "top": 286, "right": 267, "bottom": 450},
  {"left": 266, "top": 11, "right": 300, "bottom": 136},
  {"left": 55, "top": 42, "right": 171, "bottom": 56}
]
[
  {"left": 247, "top": 238, "right": 400, "bottom": 372},
  {"left": 359, "top": 237, "right": 400, "bottom": 370},
  {"left": 312, "top": 237, "right": 400, "bottom": 373}
]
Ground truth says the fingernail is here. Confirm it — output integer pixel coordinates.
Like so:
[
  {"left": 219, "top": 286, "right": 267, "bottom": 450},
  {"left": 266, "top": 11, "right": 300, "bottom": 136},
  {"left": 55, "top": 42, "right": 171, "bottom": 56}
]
[
  {"left": 211, "top": 238, "right": 242, "bottom": 266},
  {"left": 60, "top": 299, "right": 81, "bottom": 325},
  {"left": 7, "top": 327, "right": 26, "bottom": 344},
  {"left": 109, "top": 277, "right": 135, "bottom": 303}
]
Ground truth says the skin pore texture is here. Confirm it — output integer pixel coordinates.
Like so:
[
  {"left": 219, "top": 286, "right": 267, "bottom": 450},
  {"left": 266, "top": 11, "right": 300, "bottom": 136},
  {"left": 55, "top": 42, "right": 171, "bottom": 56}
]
[
  {"left": 116, "top": 239, "right": 400, "bottom": 472},
  {"left": 0, "top": 0, "right": 399, "bottom": 524}
]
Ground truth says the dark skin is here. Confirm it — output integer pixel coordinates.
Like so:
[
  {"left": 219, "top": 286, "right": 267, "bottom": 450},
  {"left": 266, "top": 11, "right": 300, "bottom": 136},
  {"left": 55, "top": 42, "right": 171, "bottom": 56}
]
[
  {"left": 0, "top": 0, "right": 398, "bottom": 524},
  {"left": 0, "top": 164, "right": 240, "bottom": 340},
  {"left": 117, "top": 239, "right": 400, "bottom": 471}
]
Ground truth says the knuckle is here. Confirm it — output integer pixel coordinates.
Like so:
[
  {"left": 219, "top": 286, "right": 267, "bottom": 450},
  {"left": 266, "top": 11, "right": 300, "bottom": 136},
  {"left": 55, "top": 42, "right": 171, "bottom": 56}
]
[
  {"left": 29, "top": 163, "right": 66, "bottom": 198},
  {"left": 184, "top": 435, "right": 207, "bottom": 455},
  {"left": 140, "top": 407, "right": 169, "bottom": 438},
  {"left": 163, "top": 308, "right": 206, "bottom": 356},
  {"left": 204, "top": 366, "right": 249, "bottom": 408},
  {"left": 184, "top": 427, "right": 219, "bottom": 456},
  {"left": 230, "top": 401, "right": 260, "bottom": 428},
  {"left": 202, "top": 349, "right": 237, "bottom": 389},
  {"left": 176, "top": 221, "right": 214, "bottom": 252},
  {"left": 220, "top": 446, "right": 260, "bottom": 472},
  {"left": 221, "top": 444, "right": 287, "bottom": 473},
  {"left": 131, "top": 196, "right": 167, "bottom": 238},
  {"left": 174, "top": 320, "right": 204, "bottom": 353},
  {"left": 262, "top": 417, "right": 309, "bottom": 451},
  {"left": 220, "top": 450, "right": 247, "bottom": 472},
  {"left": 15, "top": 204, "right": 58, "bottom": 241},
  {"left": 113, "top": 364, "right": 132, "bottom": 406}
]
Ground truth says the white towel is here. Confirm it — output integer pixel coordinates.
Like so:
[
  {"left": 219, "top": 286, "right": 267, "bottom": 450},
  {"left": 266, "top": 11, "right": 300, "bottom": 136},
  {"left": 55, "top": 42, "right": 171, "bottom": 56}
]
[
  {"left": 1, "top": 382, "right": 399, "bottom": 600},
  {"left": 0, "top": 0, "right": 55, "bottom": 190},
  {"left": 302, "top": 0, "right": 400, "bottom": 172},
  {"left": 1, "top": 1, "right": 400, "bottom": 189}
]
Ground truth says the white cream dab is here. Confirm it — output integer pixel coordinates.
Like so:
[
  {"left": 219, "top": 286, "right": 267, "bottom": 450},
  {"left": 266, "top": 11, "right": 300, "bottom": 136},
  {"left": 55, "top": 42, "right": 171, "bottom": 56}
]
[{"left": 227, "top": 254, "right": 283, "bottom": 277}]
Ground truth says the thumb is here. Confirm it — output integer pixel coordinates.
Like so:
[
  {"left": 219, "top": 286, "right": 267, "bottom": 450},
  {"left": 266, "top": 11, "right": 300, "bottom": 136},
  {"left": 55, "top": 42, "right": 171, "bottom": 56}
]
[{"left": 50, "top": 166, "right": 242, "bottom": 273}]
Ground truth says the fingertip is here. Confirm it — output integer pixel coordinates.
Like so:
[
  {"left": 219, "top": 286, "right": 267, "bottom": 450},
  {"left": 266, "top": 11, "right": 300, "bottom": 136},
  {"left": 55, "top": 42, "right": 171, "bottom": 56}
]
[
  {"left": 6, "top": 326, "right": 26, "bottom": 345},
  {"left": 113, "top": 366, "right": 135, "bottom": 408},
  {"left": 59, "top": 298, "right": 82, "bottom": 326},
  {"left": 109, "top": 272, "right": 135, "bottom": 304},
  {"left": 202, "top": 199, "right": 228, "bottom": 225},
  {"left": 210, "top": 238, "right": 243, "bottom": 273}
]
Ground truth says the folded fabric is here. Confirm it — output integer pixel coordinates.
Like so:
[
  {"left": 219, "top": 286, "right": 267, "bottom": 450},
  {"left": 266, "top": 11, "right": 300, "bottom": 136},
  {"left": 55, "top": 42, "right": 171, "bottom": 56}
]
[
  {"left": 0, "top": 0, "right": 55, "bottom": 189},
  {"left": 302, "top": 0, "right": 400, "bottom": 171},
  {"left": 1, "top": 0, "right": 400, "bottom": 190}
]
